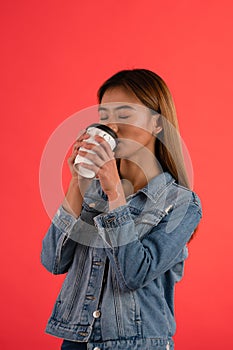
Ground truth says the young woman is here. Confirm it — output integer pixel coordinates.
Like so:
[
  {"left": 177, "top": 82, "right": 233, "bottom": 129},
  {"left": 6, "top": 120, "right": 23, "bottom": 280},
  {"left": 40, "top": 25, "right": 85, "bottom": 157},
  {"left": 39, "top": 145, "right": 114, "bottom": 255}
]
[{"left": 41, "top": 69, "right": 202, "bottom": 350}]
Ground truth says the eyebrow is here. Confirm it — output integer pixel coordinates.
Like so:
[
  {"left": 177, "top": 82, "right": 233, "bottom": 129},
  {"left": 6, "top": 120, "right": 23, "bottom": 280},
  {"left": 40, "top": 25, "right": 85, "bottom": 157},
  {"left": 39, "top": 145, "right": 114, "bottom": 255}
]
[{"left": 98, "top": 105, "right": 136, "bottom": 112}]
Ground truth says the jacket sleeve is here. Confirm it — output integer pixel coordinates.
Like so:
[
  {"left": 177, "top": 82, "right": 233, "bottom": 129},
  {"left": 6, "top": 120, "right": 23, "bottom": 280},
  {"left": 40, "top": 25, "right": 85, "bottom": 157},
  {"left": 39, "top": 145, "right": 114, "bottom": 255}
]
[
  {"left": 41, "top": 206, "right": 79, "bottom": 274},
  {"left": 94, "top": 196, "right": 202, "bottom": 292}
]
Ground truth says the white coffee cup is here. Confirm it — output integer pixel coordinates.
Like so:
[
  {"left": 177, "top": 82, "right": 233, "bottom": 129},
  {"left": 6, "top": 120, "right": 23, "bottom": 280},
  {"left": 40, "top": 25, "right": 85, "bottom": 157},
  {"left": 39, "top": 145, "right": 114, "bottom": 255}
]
[{"left": 74, "top": 123, "right": 118, "bottom": 178}]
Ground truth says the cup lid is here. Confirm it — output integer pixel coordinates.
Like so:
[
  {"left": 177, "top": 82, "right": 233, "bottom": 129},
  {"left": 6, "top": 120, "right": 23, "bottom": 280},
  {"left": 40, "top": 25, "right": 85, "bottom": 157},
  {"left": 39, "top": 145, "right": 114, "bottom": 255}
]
[{"left": 87, "top": 123, "right": 118, "bottom": 140}]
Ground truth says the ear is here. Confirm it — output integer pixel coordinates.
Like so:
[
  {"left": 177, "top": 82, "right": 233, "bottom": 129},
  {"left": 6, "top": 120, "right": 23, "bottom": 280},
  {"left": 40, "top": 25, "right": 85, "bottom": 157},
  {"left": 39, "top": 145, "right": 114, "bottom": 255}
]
[{"left": 152, "top": 114, "right": 163, "bottom": 135}]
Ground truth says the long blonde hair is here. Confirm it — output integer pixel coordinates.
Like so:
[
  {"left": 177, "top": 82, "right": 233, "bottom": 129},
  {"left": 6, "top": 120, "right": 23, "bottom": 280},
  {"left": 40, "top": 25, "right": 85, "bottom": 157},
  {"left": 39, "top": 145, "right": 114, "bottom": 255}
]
[{"left": 97, "top": 69, "right": 190, "bottom": 189}]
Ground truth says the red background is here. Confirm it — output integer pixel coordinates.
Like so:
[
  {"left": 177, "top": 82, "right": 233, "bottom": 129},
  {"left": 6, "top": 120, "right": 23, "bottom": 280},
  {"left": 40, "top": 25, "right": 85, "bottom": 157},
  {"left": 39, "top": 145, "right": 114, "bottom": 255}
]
[{"left": 1, "top": 1, "right": 232, "bottom": 349}]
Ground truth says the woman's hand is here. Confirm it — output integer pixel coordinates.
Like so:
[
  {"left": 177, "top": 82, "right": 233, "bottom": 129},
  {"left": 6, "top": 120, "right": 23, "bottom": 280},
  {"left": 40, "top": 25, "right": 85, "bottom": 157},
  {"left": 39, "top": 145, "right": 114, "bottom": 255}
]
[
  {"left": 78, "top": 135, "right": 126, "bottom": 209},
  {"left": 62, "top": 131, "right": 92, "bottom": 217},
  {"left": 67, "top": 130, "right": 90, "bottom": 178}
]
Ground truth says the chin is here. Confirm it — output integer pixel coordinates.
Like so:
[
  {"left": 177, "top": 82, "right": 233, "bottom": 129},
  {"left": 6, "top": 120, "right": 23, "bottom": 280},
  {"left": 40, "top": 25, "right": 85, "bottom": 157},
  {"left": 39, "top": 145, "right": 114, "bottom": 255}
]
[{"left": 115, "top": 148, "right": 140, "bottom": 160}]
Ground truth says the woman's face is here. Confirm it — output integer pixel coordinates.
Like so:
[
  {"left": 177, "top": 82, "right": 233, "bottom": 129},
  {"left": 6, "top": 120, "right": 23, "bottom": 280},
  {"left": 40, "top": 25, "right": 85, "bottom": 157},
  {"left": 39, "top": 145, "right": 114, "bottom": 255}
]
[{"left": 99, "top": 87, "right": 158, "bottom": 158}]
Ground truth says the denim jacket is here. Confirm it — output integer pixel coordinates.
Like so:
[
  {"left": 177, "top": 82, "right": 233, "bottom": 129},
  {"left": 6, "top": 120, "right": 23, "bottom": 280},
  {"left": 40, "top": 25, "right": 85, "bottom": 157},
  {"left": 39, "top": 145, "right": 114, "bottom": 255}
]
[{"left": 41, "top": 172, "right": 202, "bottom": 350}]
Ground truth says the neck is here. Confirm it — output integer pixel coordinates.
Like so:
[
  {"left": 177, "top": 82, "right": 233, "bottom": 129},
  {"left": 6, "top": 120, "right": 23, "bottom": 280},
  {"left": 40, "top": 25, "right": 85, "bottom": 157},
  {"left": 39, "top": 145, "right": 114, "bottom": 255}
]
[{"left": 119, "top": 152, "right": 162, "bottom": 195}]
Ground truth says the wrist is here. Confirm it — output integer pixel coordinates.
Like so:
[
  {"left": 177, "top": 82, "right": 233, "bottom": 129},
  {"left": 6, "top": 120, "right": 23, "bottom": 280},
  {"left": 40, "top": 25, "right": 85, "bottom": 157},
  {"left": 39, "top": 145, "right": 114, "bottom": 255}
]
[
  {"left": 107, "top": 190, "right": 119, "bottom": 202},
  {"left": 107, "top": 184, "right": 126, "bottom": 210}
]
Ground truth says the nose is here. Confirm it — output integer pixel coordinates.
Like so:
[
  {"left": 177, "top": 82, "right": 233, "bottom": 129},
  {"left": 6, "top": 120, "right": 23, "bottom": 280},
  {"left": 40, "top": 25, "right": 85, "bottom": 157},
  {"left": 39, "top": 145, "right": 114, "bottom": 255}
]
[{"left": 106, "top": 122, "right": 118, "bottom": 134}]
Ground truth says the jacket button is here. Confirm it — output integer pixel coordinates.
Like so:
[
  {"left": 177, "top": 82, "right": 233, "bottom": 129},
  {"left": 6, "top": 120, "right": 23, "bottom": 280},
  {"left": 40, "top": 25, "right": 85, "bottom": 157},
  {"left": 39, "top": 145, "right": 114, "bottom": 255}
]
[
  {"left": 93, "top": 310, "right": 101, "bottom": 318},
  {"left": 78, "top": 331, "right": 88, "bottom": 337}
]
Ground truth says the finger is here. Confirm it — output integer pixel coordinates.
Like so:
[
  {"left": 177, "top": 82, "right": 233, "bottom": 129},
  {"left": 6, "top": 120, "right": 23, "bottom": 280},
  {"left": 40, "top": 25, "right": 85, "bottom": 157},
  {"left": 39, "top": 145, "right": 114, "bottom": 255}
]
[
  {"left": 79, "top": 161, "right": 100, "bottom": 176},
  {"left": 82, "top": 138, "right": 114, "bottom": 161},
  {"left": 78, "top": 149, "right": 106, "bottom": 168},
  {"left": 75, "top": 132, "right": 90, "bottom": 145},
  {"left": 76, "top": 129, "right": 86, "bottom": 140},
  {"left": 72, "top": 136, "right": 89, "bottom": 153},
  {"left": 68, "top": 152, "right": 77, "bottom": 165},
  {"left": 80, "top": 142, "right": 106, "bottom": 160},
  {"left": 94, "top": 135, "right": 115, "bottom": 158},
  {"left": 81, "top": 144, "right": 115, "bottom": 165}
]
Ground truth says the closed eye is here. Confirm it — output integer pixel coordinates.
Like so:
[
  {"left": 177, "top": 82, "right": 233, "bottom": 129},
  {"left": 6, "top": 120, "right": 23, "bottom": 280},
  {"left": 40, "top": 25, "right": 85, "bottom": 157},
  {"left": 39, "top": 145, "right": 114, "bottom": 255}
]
[
  {"left": 118, "top": 115, "right": 129, "bottom": 119},
  {"left": 100, "top": 115, "right": 109, "bottom": 121}
]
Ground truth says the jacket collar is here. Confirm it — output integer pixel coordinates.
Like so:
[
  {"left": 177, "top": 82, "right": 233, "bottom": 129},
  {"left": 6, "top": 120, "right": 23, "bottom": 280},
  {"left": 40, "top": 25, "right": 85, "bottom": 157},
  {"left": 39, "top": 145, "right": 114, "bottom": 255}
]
[
  {"left": 138, "top": 172, "right": 175, "bottom": 204},
  {"left": 90, "top": 171, "right": 175, "bottom": 205}
]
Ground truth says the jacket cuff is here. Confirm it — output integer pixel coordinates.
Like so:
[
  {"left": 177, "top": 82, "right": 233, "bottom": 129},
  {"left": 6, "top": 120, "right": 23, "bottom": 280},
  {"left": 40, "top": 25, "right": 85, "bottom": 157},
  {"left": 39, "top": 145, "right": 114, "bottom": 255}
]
[
  {"left": 52, "top": 206, "right": 78, "bottom": 234},
  {"left": 94, "top": 205, "right": 137, "bottom": 247}
]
